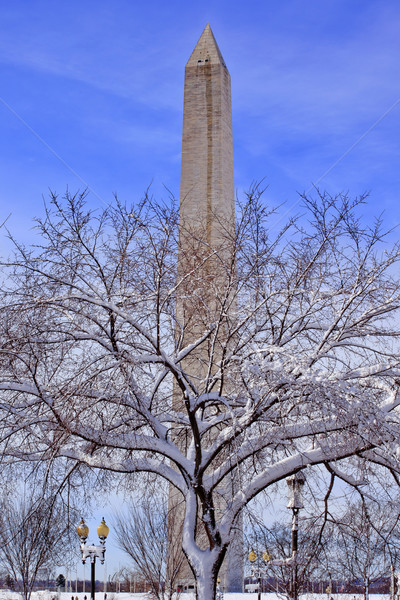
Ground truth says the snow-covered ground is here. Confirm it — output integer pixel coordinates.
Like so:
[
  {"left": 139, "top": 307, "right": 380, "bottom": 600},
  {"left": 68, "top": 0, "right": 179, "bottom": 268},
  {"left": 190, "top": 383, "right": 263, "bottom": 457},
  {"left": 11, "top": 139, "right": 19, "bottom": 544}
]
[{"left": 0, "top": 592, "right": 391, "bottom": 600}]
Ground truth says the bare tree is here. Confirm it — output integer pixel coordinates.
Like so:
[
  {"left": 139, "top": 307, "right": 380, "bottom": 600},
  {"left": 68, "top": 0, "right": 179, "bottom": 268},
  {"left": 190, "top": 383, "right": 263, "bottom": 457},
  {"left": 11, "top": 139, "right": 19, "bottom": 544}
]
[
  {"left": 1, "top": 188, "right": 400, "bottom": 600},
  {"left": 245, "top": 504, "right": 330, "bottom": 597},
  {"left": 328, "top": 498, "right": 400, "bottom": 600},
  {"left": 0, "top": 489, "right": 74, "bottom": 600},
  {"left": 113, "top": 493, "right": 184, "bottom": 600}
]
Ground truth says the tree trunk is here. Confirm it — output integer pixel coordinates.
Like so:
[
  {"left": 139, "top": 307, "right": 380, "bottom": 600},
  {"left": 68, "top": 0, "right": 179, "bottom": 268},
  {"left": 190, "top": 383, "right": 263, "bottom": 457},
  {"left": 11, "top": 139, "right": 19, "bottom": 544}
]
[
  {"left": 364, "top": 576, "right": 369, "bottom": 600},
  {"left": 196, "top": 571, "right": 217, "bottom": 600},
  {"left": 391, "top": 563, "right": 395, "bottom": 600}
]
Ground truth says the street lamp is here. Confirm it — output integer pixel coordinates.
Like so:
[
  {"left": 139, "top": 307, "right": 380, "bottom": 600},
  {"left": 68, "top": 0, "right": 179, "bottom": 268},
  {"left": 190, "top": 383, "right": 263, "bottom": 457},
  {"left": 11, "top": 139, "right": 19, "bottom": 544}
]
[
  {"left": 248, "top": 549, "right": 271, "bottom": 600},
  {"left": 286, "top": 472, "right": 306, "bottom": 600},
  {"left": 76, "top": 518, "right": 110, "bottom": 600},
  {"left": 247, "top": 472, "right": 305, "bottom": 600}
]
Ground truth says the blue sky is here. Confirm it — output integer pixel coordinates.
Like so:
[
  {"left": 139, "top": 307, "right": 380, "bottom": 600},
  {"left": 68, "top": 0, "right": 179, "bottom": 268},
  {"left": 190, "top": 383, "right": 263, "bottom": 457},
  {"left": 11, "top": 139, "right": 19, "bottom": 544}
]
[
  {"left": 1, "top": 0, "right": 400, "bottom": 249},
  {"left": 1, "top": 0, "right": 400, "bottom": 574}
]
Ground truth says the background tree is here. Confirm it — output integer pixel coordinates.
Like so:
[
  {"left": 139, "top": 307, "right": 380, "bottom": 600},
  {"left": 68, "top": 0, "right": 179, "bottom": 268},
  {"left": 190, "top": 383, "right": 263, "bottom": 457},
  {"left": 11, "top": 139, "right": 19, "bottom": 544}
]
[
  {"left": 56, "top": 574, "right": 66, "bottom": 591},
  {"left": 1, "top": 189, "right": 400, "bottom": 600},
  {"left": 113, "top": 490, "right": 184, "bottom": 600},
  {"left": 0, "top": 486, "right": 75, "bottom": 600},
  {"left": 330, "top": 498, "right": 400, "bottom": 600},
  {"left": 5, "top": 573, "right": 15, "bottom": 590},
  {"left": 245, "top": 498, "right": 330, "bottom": 597}
]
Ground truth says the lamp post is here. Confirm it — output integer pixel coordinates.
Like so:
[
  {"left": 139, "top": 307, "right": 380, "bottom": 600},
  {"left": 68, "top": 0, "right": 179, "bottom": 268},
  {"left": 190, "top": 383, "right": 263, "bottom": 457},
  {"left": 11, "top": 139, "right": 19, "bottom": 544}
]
[
  {"left": 286, "top": 472, "right": 306, "bottom": 600},
  {"left": 247, "top": 473, "right": 305, "bottom": 600},
  {"left": 77, "top": 518, "right": 110, "bottom": 600},
  {"left": 248, "top": 549, "right": 260, "bottom": 600},
  {"left": 248, "top": 549, "right": 271, "bottom": 600}
]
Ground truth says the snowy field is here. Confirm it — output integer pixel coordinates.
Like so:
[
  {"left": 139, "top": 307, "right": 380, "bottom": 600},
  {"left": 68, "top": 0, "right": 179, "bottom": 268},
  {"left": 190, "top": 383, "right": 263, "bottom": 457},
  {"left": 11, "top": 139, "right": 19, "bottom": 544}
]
[{"left": 0, "top": 592, "right": 391, "bottom": 600}]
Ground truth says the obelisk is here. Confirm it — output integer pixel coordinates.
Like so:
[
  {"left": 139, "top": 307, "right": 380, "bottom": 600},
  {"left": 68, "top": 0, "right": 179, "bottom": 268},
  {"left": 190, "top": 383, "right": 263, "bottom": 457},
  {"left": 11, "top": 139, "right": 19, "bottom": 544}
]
[
  {"left": 169, "top": 25, "right": 242, "bottom": 593},
  {"left": 176, "top": 23, "right": 236, "bottom": 374},
  {"left": 179, "top": 23, "right": 235, "bottom": 247}
]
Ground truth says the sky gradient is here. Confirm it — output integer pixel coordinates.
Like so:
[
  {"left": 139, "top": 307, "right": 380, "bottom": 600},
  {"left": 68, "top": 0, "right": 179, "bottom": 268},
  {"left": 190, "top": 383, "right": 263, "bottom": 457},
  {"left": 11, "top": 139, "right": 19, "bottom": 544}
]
[
  {"left": 1, "top": 0, "right": 400, "bottom": 575},
  {"left": 1, "top": 1, "right": 400, "bottom": 247}
]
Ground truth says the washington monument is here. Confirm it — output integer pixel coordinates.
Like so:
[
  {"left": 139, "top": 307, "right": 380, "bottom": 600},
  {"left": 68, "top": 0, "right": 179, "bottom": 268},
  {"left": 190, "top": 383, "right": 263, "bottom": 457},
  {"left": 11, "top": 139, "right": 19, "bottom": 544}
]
[
  {"left": 176, "top": 23, "right": 236, "bottom": 368},
  {"left": 170, "top": 24, "right": 243, "bottom": 593},
  {"left": 179, "top": 23, "right": 234, "bottom": 246}
]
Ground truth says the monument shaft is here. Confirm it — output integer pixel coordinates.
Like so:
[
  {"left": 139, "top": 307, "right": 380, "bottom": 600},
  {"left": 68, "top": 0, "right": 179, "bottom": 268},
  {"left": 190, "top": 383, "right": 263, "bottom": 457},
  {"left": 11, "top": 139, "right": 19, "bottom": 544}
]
[
  {"left": 180, "top": 24, "right": 234, "bottom": 249},
  {"left": 169, "top": 25, "right": 243, "bottom": 594},
  {"left": 177, "top": 24, "right": 235, "bottom": 366}
]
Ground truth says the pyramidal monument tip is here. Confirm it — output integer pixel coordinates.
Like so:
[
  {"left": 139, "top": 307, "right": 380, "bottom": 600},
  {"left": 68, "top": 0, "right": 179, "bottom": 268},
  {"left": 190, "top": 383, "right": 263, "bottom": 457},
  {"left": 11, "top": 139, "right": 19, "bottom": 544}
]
[{"left": 186, "top": 23, "right": 227, "bottom": 67}]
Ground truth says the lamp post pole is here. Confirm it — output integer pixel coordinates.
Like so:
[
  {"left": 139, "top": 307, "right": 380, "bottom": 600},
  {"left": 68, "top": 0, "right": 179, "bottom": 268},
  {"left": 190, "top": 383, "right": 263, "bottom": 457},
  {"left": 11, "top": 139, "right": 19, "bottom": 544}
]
[
  {"left": 290, "top": 505, "right": 299, "bottom": 600},
  {"left": 77, "top": 518, "right": 110, "bottom": 600},
  {"left": 286, "top": 472, "right": 306, "bottom": 600}
]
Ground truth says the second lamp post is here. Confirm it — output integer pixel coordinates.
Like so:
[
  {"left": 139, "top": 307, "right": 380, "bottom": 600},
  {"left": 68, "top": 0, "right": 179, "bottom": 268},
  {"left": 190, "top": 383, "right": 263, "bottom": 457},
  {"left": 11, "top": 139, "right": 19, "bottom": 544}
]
[{"left": 77, "top": 517, "right": 110, "bottom": 600}]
